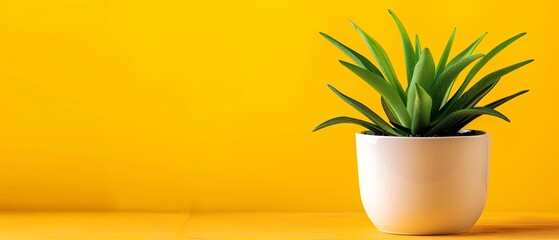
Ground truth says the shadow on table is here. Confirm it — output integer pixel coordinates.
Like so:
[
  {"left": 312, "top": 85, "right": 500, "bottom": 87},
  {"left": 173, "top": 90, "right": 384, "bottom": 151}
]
[{"left": 463, "top": 223, "right": 559, "bottom": 237}]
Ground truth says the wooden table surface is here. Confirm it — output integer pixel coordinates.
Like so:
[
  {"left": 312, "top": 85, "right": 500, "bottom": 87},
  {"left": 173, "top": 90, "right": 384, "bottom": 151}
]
[{"left": 0, "top": 212, "right": 557, "bottom": 239}]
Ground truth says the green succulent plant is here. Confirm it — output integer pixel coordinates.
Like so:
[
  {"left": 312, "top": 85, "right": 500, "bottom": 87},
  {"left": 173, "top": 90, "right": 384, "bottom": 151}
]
[{"left": 313, "top": 9, "right": 533, "bottom": 137}]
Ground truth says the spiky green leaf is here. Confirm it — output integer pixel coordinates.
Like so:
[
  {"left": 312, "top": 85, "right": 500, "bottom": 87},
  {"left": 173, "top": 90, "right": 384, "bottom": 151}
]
[
  {"left": 388, "top": 9, "right": 417, "bottom": 85},
  {"left": 442, "top": 59, "right": 534, "bottom": 118},
  {"left": 446, "top": 32, "right": 527, "bottom": 107},
  {"left": 446, "top": 32, "right": 487, "bottom": 67},
  {"left": 485, "top": 90, "right": 529, "bottom": 109},
  {"left": 327, "top": 85, "right": 401, "bottom": 135},
  {"left": 429, "top": 54, "right": 484, "bottom": 114},
  {"left": 390, "top": 120, "right": 411, "bottom": 134},
  {"left": 414, "top": 35, "right": 421, "bottom": 59},
  {"left": 313, "top": 116, "right": 386, "bottom": 134},
  {"left": 319, "top": 32, "right": 384, "bottom": 77},
  {"left": 407, "top": 48, "right": 435, "bottom": 115},
  {"left": 351, "top": 21, "right": 407, "bottom": 102},
  {"left": 411, "top": 84, "right": 432, "bottom": 135},
  {"left": 435, "top": 28, "right": 456, "bottom": 80},
  {"left": 426, "top": 107, "right": 510, "bottom": 136},
  {"left": 381, "top": 97, "right": 399, "bottom": 124},
  {"left": 446, "top": 90, "right": 529, "bottom": 133},
  {"left": 339, "top": 61, "right": 411, "bottom": 127}
]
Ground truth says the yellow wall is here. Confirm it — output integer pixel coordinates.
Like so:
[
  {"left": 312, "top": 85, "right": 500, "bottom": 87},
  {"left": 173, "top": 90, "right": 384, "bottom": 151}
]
[{"left": 0, "top": 0, "right": 557, "bottom": 212}]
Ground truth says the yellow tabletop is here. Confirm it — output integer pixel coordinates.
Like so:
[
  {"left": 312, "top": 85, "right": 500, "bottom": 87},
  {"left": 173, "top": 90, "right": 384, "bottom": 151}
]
[{"left": 0, "top": 212, "right": 557, "bottom": 239}]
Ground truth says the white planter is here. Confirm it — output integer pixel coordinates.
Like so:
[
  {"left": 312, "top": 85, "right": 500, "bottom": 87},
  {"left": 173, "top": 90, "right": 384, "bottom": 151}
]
[{"left": 356, "top": 132, "right": 490, "bottom": 235}]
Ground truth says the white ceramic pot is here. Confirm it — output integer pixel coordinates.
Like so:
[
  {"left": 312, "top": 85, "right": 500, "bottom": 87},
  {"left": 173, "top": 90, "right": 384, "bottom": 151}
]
[{"left": 356, "top": 132, "right": 490, "bottom": 235}]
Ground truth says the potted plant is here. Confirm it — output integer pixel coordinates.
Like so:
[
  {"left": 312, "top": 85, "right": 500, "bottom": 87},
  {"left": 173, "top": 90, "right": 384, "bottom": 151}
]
[{"left": 314, "top": 10, "right": 532, "bottom": 235}]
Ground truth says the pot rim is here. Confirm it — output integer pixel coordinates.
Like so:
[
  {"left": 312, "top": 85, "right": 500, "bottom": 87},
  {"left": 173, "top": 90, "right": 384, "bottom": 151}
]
[{"left": 356, "top": 129, "right": 490, "bottom": 140}]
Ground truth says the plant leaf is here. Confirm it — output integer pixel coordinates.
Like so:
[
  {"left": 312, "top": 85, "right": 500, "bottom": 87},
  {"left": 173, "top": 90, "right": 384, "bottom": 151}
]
[
  {"left": 313, "top": 116, "right": 387, "bottom": 134},
  {"left": 485, "top": 89, "right": 529, "bottom": 109},
  {"left": 327, "top": 85, "right": 401, "bottom": 135},
  {"left": 429, "top": 54, "right": 484, "bottom": 114},
  {"left": 388, "top": 9, "right": 417, "bottom": 85},
  {"left": 411, "top": 84, "right": 433, "bottom": 135},
  {"left": 446, "top": 90, "right": 529, "bottom": 133},
  {"left": 339, "top": 61, "right": 411, "bottom": 127},
  {"left": 435, "top": 28, "right": 456, "bottom": 80},
  {"left": 319, "top": 32, "right": 384, "bottom": 77},
  {"left": 415, "top": 35, "right": 421, "bottom": 59},
  {"left": 446, "top": 32, "right": 487, "bottom": 67},
  {"left": 444, "top": 59, "right": 534, "bottom": 116},
  {"left": 407, "top": 48, "right": 436, "bottom": 115},
  {"left": 425, "top": 107, "right": 510, "bottom": 136},
  {"left": 446, "top": 32, "right": 527, "bottom": 108},
  {"left": 351, "top": 21, "right": 407, "bottom": 102},
  {"left": 381, "top": 97, "right": 399, "bottom": 124},
  {"left": 390, "top": 120, "right": 411, "bottom": 134}
]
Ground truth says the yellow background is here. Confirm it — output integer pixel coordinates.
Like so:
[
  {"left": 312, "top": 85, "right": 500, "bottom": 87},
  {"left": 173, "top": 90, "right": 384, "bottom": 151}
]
[{"left": 0, "top": 0, "right": 557, "bottom": 212}]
